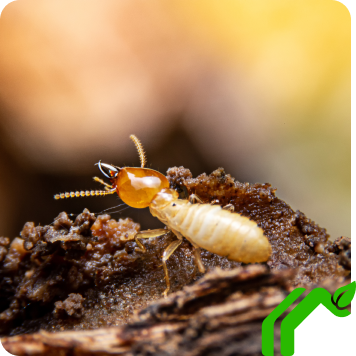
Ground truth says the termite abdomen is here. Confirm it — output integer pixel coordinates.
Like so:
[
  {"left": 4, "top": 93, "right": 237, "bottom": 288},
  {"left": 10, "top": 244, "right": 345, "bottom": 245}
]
[{"left": 150, "top": 189, "right": 272, "bottom": 264}]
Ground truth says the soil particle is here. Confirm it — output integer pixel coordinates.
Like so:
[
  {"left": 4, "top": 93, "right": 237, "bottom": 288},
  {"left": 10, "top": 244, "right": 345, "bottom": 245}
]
[{"left": 54, "top": 293, "right": 85, "bottom": 318}]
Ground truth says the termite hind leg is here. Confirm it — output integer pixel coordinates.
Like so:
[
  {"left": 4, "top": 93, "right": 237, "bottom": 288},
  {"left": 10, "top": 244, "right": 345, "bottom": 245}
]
[
  {"left": 222, "top": 203, "right": 235, "bottom": 212},
  {"left": 189, "top": 241, "right": 205, "bottom": 273},
  {"left": 134, "top": 229, "right": 168, "bottom": 253},
  {"left": 176, "top": 230, "right": 206, "bottom": 274},
  {"left": 193, "top": 247, "right": 205, "bottom": 273},
  {"left": 162, "top": 239, "right": 183, "bottom": 298},
  {"left": 189, "top": 194, "right": 204, "bottom": 204}
]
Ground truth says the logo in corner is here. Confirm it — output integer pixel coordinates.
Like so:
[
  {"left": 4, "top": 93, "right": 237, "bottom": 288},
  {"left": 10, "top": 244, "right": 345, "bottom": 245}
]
[{"left": 262, "top": 281, "right": 355, "bottom": 356}]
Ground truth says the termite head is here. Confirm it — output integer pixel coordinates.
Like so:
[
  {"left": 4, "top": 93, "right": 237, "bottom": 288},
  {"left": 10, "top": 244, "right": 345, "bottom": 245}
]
[
  {"left": 112, "top": 167, "right": 169, "bottom": 209},
  {"left": 54, "top": 135, "right": 169, "bottom": 209}
]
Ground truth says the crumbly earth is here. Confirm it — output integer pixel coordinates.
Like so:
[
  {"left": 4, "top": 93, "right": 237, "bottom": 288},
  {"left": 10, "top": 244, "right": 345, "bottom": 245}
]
[{"left": 0, "top": 167, "right": 350, "bottom": 336}]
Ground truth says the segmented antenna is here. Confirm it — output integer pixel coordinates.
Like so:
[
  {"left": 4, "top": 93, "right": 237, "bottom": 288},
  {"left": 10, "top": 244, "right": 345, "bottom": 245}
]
[
  {"left": 54, "top": 189, "right": 115, "bottom": 200},
  {"left": 130, "top": 134, "right": 147, "bottom": 168}
]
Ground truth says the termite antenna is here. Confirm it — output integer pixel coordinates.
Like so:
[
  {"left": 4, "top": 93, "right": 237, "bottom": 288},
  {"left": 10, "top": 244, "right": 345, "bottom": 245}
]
[
  {"left": 54, "top": 189, "right": 116, "bottom": 200},
  {"left": 130, "top": 134, "right": 147, "bottom": 168}
]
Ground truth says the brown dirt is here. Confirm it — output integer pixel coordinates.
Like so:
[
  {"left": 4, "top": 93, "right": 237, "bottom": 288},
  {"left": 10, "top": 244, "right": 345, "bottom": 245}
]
[{"left": 0, "top": 167, "right": 350, "bottom": 338}]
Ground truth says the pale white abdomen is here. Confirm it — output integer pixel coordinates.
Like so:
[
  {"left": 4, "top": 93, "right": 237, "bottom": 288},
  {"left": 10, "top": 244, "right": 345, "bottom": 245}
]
[{"left": 150, "top": 196, "right": 271, "bottom": 263}]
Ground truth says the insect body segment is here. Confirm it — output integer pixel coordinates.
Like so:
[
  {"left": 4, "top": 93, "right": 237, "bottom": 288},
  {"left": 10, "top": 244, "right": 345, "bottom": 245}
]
[
  {"left": 54, "top": 135, "right": 272, "bottom": 296},
  {"left": 116, "top": 168, "right": 169, "bottom": 208},
  {"left": 150, "top": 189, "right": 272, "bottom": 264}
]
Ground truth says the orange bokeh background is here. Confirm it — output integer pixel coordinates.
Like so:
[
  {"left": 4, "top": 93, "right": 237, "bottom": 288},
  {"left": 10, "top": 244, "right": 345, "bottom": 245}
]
[{"left": 0, "top": 0, "right": 350, "bottom": 240}]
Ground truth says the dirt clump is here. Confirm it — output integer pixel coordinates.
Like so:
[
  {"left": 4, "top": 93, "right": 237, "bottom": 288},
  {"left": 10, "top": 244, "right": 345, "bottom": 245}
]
[{"left": 54, "top": 293, "right": 85, "bottom": 318}]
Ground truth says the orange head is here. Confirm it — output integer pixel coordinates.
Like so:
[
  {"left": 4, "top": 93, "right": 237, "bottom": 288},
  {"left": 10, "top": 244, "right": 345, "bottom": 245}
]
[{"left": 97, "top": 162, "right": 169, "bottom": 208}]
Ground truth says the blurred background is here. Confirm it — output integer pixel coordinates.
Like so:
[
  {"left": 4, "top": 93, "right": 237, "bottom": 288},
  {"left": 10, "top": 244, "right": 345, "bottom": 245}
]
[{"left": 0, "top": 0, "right": 350, "bottom": 240}]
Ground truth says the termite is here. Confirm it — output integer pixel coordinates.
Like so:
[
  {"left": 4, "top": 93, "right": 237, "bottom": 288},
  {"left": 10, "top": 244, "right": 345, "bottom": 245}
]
[{"left": 55, "top": 135, "right": 272, "bottom": 296}]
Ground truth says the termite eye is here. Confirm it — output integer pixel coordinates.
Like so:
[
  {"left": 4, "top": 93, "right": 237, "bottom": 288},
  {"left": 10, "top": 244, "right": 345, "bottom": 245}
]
[{"left": 97, "top": 161, "right": 119, "bottom": 179}]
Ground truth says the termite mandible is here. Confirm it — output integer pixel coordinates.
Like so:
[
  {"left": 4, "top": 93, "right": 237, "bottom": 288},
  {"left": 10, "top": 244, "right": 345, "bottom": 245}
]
[{"left": 55, "top": 135, "right": 272, "bottom": 296}]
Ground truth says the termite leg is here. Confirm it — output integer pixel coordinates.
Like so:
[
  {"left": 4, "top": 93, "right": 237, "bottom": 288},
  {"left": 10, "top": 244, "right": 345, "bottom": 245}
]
[
  {"left": 193, "top": 246, "right": 205, "bottom": 273},
  {"left": 189, "top": 194, "right": 204, "bottom": 204},
  {"left": 134, "top": 236, "right": 146, "bottom": 253},
  {"left": 93, "top": 177, "right": 113, "bottom": 190},
  {"left": 162, "top": 229, "right": 183, "bottom": 297},
  {"left": 134, "top": 229, "right": 167, "bottom": 253},
  {"left": 222, "top": 204, "right": 235, "bottom": 212},
  {"left": 186, "top": 238, "right": 205, "bottom": 273}
]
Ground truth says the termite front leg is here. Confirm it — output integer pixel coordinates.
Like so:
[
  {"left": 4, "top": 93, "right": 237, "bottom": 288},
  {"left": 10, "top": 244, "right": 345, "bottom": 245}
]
[
  {"left": 134, "top": 229, "right": 167, "bottom": 253},
  {"left": 93, "top": 177, "right": 114, "bottom": 191},
  {"left": 162, "top": 229, "right": 183, "bottom": 297}
]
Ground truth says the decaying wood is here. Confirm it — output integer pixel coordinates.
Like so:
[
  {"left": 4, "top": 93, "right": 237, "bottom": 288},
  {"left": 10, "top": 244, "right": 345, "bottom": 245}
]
[{"left": 1, "top": 265, "right": 349, "bottom": 356}]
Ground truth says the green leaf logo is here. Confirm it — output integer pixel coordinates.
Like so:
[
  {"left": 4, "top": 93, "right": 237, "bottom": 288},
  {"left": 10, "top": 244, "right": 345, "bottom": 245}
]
[{"left": 332, "top": 281, "right": 356, "bottom": 309}]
